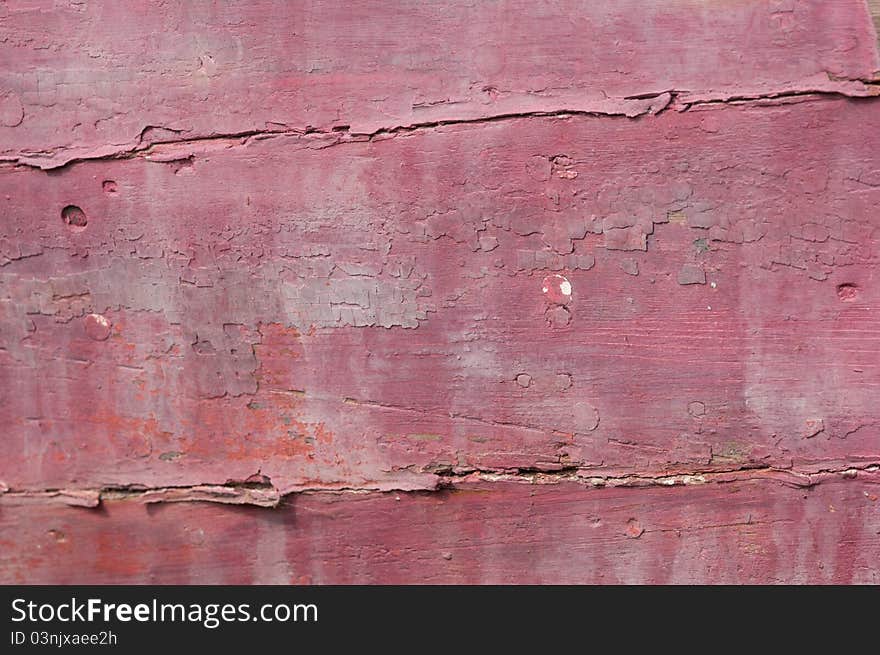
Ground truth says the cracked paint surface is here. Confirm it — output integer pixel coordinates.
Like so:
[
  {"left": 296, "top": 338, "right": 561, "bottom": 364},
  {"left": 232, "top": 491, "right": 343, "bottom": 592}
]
[
  {"left": 3, "top": 476, "right": 880, "bottom": 584},
  {"left": 1, "top": 0, "right": 879, "bottom": 583}
]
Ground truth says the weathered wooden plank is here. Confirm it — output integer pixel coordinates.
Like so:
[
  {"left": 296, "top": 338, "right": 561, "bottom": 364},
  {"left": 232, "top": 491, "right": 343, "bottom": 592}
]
[
  {"left": 2, "top": 95, "right": 879, "bottom": 495},
  {"left": 2, "top": 477, "right": 878, "bottom": 584},
  {"left": 1, "top": 1, "right": 880, "bottom": 585},
  {"left": 1, "top": 0, "right": 878, "bottom": 168}
]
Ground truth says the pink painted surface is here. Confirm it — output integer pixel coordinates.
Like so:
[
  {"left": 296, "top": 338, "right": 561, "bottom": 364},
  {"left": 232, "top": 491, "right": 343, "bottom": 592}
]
[
  {"left": 0, "top": 0, "right": 879, "bottom": 583},
  {"left": 2, "top": 0, "right": 878, "bottom": 169},
  {"left": 3, "top": 477, "right": 880, "bottom": 584}
]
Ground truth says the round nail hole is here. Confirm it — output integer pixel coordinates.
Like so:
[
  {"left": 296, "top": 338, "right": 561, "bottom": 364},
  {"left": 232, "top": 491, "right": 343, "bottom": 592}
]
[
  {"left": 837, "top": 284, "right": 858, "bottom": 302},
  {"left": 541, "top": 274, "right": 572, "bottom": 306},
  {"left": 61, "top": 205, "right": 87, "bottom": 232},
  {"left": 84, "top": 313, "right": 112, "bottom": 341}
]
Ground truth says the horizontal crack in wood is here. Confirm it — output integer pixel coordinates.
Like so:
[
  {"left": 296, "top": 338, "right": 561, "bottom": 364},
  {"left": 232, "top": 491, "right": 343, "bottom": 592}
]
[
  {"left": 1, "top": 463, "right": 876, "bottom": 509},
  {"left": 3, "top": 84, "right": 878, "bottom": 171}
]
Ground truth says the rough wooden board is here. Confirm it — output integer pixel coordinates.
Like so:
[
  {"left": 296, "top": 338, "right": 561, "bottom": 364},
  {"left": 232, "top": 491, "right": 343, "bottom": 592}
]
[
  {"left": 2, "top": 477, "right": 879, "bottom": 584},
  {"left": 1, "top": 0, "right": 878, "bottom": 168},
  {"left": 2, "top": 96, "right": 879, "bottom": 495},
  {"left": 1, "top": 0, "right": 880, "bottom": 584}
]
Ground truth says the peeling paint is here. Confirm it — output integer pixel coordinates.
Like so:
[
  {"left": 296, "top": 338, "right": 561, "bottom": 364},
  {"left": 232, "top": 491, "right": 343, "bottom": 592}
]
[{"left": 1, "top": 0, "right": 879, "bottom": 584}]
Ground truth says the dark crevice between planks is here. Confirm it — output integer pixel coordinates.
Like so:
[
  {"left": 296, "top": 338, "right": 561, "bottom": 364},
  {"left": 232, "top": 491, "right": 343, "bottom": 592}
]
[
  {"left": 3, "top": 82, "right": 879, "bottom": 173},
  {"left": 1, "top": 461, "right": 877, "bottom": 509}
]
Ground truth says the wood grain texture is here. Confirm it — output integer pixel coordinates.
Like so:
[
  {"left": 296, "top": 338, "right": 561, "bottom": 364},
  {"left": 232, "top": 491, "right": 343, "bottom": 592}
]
[
  {"left": 3, "top": 95, "right": 879, "bottom": 495},
  {"left": 2, "top": 477, "right": 879, "bottom": 584},
  {"left": 1, "top": 0, "right": 879, "bottom": 584},
  {"left": 1, "top": 0, "right": 878, "bottom": 168}
]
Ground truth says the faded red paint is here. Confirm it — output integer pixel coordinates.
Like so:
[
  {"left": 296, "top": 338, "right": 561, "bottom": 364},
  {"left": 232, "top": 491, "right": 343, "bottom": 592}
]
[
  {"left": 2, "top": 477, "right": 880, "bottom": 584},
  {"left": 0, "top": 0, "right": 879, "bottom": 583},
  {"left": 4, "top": 96, "right": 880, "bottom": 493}
]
